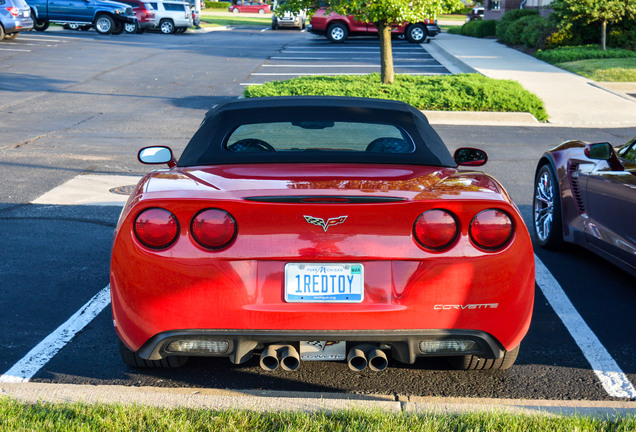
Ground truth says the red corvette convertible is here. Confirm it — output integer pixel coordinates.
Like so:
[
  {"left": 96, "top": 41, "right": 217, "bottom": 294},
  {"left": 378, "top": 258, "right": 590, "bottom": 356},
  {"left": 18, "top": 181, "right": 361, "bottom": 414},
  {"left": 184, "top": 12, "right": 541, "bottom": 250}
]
[
  {"left": 533, "top": 137, "right": 636, "bottom": 277},
  {"left": 111, "top": 97, "right": 535, "bottom": 372}
]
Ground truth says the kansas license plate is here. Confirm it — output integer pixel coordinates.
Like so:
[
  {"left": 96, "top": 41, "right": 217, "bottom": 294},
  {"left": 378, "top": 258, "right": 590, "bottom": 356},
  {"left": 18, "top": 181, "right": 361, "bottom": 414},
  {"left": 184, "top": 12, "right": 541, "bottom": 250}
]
[{"left": 284, "top": 263, "right": 364, "bottom": 303}]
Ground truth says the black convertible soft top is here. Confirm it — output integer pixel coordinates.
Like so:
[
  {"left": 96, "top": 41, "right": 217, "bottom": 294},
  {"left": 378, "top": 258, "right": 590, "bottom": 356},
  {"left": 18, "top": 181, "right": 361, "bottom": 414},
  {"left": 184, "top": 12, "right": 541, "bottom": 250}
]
[{"left": 177, "top": 96, "right": 456, "bottom": 167}]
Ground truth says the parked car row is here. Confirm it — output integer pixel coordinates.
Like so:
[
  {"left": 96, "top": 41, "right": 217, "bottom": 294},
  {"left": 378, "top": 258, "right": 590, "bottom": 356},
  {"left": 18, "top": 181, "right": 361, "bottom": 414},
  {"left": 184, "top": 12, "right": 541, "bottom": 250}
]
[{"left": 0, "top": 0, "right": 197, "bottom": 39}]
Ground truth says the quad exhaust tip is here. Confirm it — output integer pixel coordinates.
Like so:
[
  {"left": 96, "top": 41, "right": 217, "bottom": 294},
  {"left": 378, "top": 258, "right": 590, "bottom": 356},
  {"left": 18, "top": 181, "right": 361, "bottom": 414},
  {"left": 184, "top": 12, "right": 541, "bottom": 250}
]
[{"left": 259, "top": 343, "right": 388, "bottom": 372}]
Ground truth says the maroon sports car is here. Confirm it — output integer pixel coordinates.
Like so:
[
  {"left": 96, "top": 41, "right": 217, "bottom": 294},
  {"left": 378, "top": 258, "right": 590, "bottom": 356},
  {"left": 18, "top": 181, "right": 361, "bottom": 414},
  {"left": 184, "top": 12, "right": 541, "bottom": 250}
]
[{"left": 533, "top": 137, "right": 636, "bottom": 276}]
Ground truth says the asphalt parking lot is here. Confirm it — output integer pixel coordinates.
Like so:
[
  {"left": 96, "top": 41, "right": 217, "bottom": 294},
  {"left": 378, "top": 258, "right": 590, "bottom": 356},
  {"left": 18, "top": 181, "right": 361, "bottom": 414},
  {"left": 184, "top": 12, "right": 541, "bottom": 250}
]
[{"left": 1, "top": 26, "right": 635, "bottom": 405}]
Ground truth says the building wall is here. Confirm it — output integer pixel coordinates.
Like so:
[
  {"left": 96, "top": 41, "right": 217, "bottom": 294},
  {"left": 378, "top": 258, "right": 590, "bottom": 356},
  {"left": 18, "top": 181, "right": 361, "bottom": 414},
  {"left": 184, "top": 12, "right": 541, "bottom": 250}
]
[{"left": 484, "top": 0, "right": 551, "bottom": 20}]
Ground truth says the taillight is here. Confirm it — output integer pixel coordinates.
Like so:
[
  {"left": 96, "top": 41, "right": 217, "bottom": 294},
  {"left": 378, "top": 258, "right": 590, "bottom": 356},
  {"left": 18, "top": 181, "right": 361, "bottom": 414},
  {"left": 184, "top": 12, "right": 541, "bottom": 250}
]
[
  {"left": 191, "top": 209, "right": 236, "bottom": 250},
  {"left": 134, "top": 208, "right": 179, "bottom": 249},
  {"left": 6, "top": 7, "right": 19, "bottom": 17},
  {"left": 469, "top": 209, "right": 513, "bottom": 250},
  {"left": 413, "top": 209, "right": 458, "bottom": 251}
]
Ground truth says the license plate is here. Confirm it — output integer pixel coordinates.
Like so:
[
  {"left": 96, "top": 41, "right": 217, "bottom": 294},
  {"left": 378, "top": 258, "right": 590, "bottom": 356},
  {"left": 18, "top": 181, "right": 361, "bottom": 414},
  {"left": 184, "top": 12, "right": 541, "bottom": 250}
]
[
  {"left": 284, "top": 263, "right": 364, "bottom": 303},
  {"left": 23, "top": 10, "right": 30, "bottom": 17},
  {"left": 300, "top": 341, "right": 346, "bottom": 361}
]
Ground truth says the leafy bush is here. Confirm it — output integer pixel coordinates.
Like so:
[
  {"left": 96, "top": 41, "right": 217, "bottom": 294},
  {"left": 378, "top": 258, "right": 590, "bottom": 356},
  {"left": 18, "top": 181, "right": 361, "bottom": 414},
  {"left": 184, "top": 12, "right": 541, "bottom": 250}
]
[
  {"left": 496, "top": 8, "right": 539, "bottom": 40},
  {"left": 459, "top": 19, "right": 497, "bottom": 38},
  {"left": 243, "top": 74, "right": 548, "bottom": 121},
  {"left": 205, "top": 1, "right": 231, "bottom": 9},
  {"left": 536, "top": 45, "right": 636, "bottom": 64},
  {"left": 608, "top": 23, "right": 636, "bottom": 50},
  {"left": 520, "top": 15, "right": 554, "bottom": 49}
]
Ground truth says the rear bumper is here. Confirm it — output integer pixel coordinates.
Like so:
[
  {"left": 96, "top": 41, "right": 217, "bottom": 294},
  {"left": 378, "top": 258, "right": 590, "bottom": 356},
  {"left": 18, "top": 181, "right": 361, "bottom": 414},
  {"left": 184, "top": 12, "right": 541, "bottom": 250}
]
[
  {"left": 2, "top": 16, "right": 34, "bottom": 33},
  {"left": 426, "top": 24, "right": 441, "bottom": 37},
  {"left": 274, "top": 17, "right": 304, "bottom": 28},
  {"left": 133, "top": 329, "right": 506, "bottom": 364}
]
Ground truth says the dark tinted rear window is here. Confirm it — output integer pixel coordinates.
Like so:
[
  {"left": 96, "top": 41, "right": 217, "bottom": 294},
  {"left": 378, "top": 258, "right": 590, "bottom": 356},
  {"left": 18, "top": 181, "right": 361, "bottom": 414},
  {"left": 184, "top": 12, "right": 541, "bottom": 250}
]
[{"left": 164, "top": 3, "right": 186, "bottom": 11}]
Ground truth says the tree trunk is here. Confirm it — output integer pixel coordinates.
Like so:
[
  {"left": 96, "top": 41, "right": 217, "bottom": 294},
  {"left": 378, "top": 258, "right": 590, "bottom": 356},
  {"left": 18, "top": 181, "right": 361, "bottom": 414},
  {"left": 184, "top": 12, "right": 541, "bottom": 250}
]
[
  {"left": 601, "top": 20, "right": 607, "bottom": 51},
  {"left": 376, "top": 22, "right": 394, "bottom": 84}
]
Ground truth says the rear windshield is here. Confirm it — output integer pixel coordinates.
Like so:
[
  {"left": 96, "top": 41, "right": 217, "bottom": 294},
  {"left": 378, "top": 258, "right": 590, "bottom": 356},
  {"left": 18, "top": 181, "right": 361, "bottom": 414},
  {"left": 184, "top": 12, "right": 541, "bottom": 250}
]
[
  {"left": 11, "top": 0, "right": 29, "bottom": 6},
  {"left": 225, "top": 122, "right": 415, "bottom": 154}
]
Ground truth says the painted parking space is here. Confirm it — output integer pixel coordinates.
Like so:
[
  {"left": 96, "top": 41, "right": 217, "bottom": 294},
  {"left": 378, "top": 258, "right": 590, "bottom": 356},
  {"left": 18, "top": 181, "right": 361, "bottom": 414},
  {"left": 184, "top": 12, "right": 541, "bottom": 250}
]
[
  {"left": 1, "top": 173, "right": 634, "bottom": 400},
  {"left": 243, "top": 38, "right": 449, "bottom": 86}
]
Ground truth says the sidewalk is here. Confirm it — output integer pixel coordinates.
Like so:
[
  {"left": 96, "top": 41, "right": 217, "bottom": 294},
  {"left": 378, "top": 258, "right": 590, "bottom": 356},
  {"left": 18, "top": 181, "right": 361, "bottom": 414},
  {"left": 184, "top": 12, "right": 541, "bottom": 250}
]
[{"left": 427, "top": 33, "right": 636, "bottom": 128}]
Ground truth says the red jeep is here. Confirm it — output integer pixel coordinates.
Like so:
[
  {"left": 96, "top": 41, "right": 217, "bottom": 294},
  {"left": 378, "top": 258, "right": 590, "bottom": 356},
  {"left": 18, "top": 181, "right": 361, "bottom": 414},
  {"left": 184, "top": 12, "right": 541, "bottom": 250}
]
[{"left": 309, "top": 8, "right": 441, "bottom": 43}]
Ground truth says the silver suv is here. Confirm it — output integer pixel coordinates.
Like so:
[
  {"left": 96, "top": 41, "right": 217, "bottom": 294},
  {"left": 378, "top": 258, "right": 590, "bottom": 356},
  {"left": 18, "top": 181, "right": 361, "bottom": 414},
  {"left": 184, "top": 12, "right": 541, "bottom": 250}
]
[
  {"left": 148, "top": 0, "right": 192, "bottom": 34},
  {"left": 0, "top": 0, "right": 33, "bottom": 41}
]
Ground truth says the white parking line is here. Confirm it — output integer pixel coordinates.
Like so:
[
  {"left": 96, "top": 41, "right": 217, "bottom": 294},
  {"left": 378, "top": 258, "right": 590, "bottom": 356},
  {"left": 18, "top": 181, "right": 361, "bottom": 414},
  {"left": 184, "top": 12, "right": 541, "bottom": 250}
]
[
  {"left": 535, "top": 255, "right": 636, "bottom": 399},
  {"left": 0, "top": 285, "right": 111, "bottom": 383},
  {"left": 0, "top": 48, "right": 31, "bottom": 52},
  {"left": 262, "top": 64, "right": 442, "bottom": 68},
  {"left": 252, "top": 72, "right": 447, "bottom": 76}
]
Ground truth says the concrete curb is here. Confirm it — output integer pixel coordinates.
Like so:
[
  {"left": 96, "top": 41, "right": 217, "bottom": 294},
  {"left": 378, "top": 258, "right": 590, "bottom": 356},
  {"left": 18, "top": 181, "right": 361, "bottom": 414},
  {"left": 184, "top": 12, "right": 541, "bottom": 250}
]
[
  {"left": 422, "top": 110, "right": 539, "bottom": 126},
  {"left": 425, "top": 40, "right": 479, "bottom": 75},
  {"left": 2, "top": 383, "right": 636, "bottom": 417}
]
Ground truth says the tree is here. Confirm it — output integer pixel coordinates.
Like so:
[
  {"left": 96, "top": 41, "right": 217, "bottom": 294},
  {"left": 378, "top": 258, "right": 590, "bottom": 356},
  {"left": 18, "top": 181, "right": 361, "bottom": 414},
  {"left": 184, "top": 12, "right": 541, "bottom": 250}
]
[
  {"left": 551, "top": 0, "right": 636, "bottom": 50},
  {"left": 278, "top": 0, "right": 462, "bottom": 84}
]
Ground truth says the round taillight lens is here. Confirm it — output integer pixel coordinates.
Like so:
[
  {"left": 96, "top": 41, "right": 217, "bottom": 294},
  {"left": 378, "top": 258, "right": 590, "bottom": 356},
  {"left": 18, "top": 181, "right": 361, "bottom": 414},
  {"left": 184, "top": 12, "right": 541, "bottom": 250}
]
[
  {"left": 470, "top": 209, "right": 514, "bottom": 250},
  {"left": 191, "top": 209, "right": 236, "bottom": 250},
  {"left": 134, "top": 208, "right": 179, "bottom": 249},
  {"left": 413, "top": 209, "right": 459, "bottom": 250}
]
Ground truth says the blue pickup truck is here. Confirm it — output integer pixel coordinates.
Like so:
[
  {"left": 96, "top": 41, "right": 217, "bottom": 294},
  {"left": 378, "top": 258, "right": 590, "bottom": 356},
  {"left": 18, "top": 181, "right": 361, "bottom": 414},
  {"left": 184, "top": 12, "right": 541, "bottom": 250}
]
[{"left": 28, "top": 0, "right": 137, "bottom": 34}]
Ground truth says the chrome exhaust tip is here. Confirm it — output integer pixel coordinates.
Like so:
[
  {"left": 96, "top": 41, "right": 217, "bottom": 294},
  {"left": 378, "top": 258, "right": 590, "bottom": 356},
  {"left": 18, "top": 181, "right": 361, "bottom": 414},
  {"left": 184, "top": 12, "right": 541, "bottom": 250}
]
[
  {"left": 259, "top": 345, "right": 280, "bottom": 371},
  {"left": 280, "top": 345, "right": 300, "bottom": 371},
  {"left": 259, "top": 344, "right": 301, "bottom": 372},
  {"left": 347, "top": 346, "right": 367, "bottom": 371},
  {"left": 347, "top": 344, "right": 388, "bottom": 372},
  {"left": 366, "top": 347, "right": 388, "bottom": 372}
]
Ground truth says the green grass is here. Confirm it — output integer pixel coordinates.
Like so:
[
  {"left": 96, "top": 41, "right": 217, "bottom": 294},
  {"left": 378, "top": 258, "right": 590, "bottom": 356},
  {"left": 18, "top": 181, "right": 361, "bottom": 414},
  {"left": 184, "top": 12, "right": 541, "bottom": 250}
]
[
  {"left": 438, "top": 14, "right": 467, "bottom": 22},
  {"left": 556, "top": 58, "right": 636, "bottom": 82},
  {"left": 243, "top": 74, "right": 548, "bottom": 121},
  {"left": 199, "top": 12, "right": 270, "bottom": 27},
  {"left": 2, "top": 398, "right": 636, "bottom": 431}
]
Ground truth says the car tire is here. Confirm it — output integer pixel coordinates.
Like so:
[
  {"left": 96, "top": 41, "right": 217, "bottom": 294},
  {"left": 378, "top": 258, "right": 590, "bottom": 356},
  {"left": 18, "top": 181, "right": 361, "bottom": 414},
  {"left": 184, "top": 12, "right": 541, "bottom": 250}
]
[
  {"left": 450, "top": 345, "right": 520, "bottom": 371},
  {"left": 124, "top": 22, "right": 137, "bottom": 33},
  {"left": 4, "top": 32, "right": 19, "bottom": 40},
  {"left": 405, "top": 23, "right": 427, "bottom": 43},
  {"left": 111, "top": 22, "right": 125, "bottom": 35},
  {"left": 33, "top": 18, "right": 50, "bottom": 32},
  {"left": 533, "top": 163, "right": 564, "bottom": 249},
  {"left": 94, "top": 14, "right": 115, "bottom": 34},
  {"left": 258, "top": 8, "right": 265, "bottom": 14},
  {"left": 300, "top": 20, "right": 305, "bottom": 30},
  {"left": 232, "top": 8, "right": 239, "bottom": 13},
  {"left": 326, "top": 22, "right": 347, "bottom": 43},
  {"left": 136, "top": 27, "right": 145, "bottom": 34},
  {"left": 271, "top": 23, "right": 278, "bottom": 30},
  {"left": 160, "top": 19, "right": 175, "bottom": 34},
  {"left": 0, "top": 25, "right": 5, "bottom": 41},
  {"left": 118, "top": 340, "right": 188, "bottom": 369}
]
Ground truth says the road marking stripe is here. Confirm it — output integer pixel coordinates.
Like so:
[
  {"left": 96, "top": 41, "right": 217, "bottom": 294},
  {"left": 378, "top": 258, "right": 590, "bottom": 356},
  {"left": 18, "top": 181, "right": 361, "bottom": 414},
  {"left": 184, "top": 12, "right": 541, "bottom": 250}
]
[
  {"left": 252, "top": 72, "right": 447, "bottom": 76},
  {"left": 535, "top": 255, "right": 636, "bottom": 399},
  {"left": 0, "top": 285, "right": 111, "bottom": 383},
  {"left": 262, "top": 64, "right": 442, "bottom": 68},
  {"left": 0, "top": 48, "right": 31, "bottom": 52},
  {"left": 270, "top": 56, "right": 432, "bottom": 60}
]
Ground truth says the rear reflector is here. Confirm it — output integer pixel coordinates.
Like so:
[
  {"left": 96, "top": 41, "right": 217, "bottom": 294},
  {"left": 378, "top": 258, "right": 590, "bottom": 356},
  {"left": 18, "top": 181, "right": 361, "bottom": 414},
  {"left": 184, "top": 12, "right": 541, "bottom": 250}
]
[
  {"left": 166, "top": 340, "right": 229, "bottom": 354},
  {"left": 134, "top": 208, "right": 179, "bottom": 249},
  {"left": 469, "top": 209, "right": 513, "bottom": 250},
  {"left": 419, "top": 340, "right": 478, "bottom": 354},
  {"left": 191, "top": 208, "right": 236, "bottom": 250},
  {"left": 413, "top": 209, "right": 458, "bottom": 250}
]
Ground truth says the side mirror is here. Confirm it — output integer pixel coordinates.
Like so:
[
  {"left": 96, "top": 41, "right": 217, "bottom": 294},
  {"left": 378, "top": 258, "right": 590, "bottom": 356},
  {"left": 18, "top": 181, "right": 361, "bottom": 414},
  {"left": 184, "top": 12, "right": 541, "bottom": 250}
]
[
  {"left": 584, "top": 142, "right": 623, "bottom": 171},
  {"left": 584, "top": 142, "right": 612, "bottom": 160},
  {"left": 453, "top": 147, "right": 488, "bottom": 167},
  {"left": 138, "top": 146, "right": 176, "bottom": 168}
]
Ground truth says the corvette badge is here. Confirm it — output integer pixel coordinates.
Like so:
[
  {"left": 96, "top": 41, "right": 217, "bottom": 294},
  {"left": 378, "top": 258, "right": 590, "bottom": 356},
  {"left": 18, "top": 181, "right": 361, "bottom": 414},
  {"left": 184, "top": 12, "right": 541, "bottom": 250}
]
[{"left": 304, "top": 215, "right": 348, "bottom": 231}]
